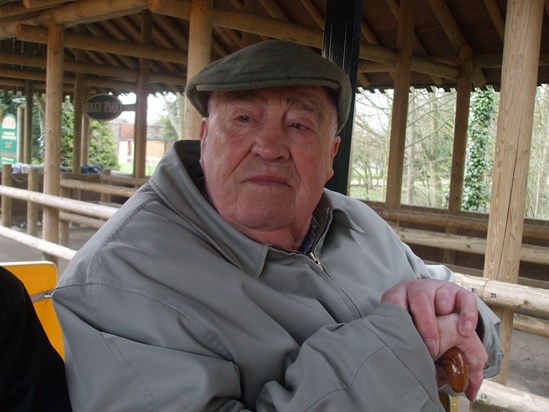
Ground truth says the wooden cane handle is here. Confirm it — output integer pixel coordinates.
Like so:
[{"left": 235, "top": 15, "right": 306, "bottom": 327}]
[{"left": 437, "top": 347, "right": 468, "bottom": 393}]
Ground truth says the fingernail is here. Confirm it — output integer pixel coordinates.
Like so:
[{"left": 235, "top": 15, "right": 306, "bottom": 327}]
[
  {"left": 461, "top": 320, "right": 474, "bottom": 336},
  {"left": 425, "top": 339, "right": 437, "bottom": 356}
]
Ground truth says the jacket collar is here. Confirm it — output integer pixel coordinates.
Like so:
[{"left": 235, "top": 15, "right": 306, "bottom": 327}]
[{"left": 149, "top": 141, "right": 362, "bottom": 278}]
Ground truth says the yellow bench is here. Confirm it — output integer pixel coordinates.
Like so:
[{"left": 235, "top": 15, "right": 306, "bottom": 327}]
[{"left": 1, "top": 260, "right": 64, "bottom": 358}]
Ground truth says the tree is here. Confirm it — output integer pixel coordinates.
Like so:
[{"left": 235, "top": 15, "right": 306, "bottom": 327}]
[
  {"left": 462, "top": 87, "right": 496, "bottom": 212},
  {"left": 350, "top": 90, "right": 392, "bottom": 200},
  {"left": 527, "top": 85, "right": 549, "bottom": 219},
  {"left": 34, "top": 95, "right": 118, "bottom": 170},
  {"left": 88, "top": 119, "right": 119, "bottom": 170},
  {"left": 154, "top": 92, "right": 185, "bottom": 141}
]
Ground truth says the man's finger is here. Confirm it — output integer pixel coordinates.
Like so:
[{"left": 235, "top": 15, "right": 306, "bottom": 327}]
[{"left": 454, "top": 288, "right": 479, "bottom": 337}]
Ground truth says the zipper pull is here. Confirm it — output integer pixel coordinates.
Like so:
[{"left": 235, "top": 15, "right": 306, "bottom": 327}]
[{"left": 309, "top": 251, "right": 326, "bottom": 272}]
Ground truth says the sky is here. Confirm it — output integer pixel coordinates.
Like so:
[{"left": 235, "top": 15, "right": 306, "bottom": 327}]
[{"left": 117, "top": 93, "right": 168, "bottom": 123}]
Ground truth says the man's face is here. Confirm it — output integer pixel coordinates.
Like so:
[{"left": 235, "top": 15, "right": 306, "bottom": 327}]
[{"left": 199, "top": 86, "right": 341, "bottom": 250}]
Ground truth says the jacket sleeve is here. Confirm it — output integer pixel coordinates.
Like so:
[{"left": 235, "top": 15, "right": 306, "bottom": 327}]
[{"left": 54, "top": 283, "right": 443, "bottom": 412}]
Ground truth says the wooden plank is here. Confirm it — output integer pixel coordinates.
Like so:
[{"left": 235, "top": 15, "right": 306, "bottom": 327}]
[
  {"left": 16, "top": 24, "right": 187, "bottom": 64},
  {"left": 370, "top": 205, "right": 549, "bottom": 240},
  {"left": 1, "top": 165, "right": 13, "bottom": 228},
  {"left": 43, "top": 24, "right": 65, "bottom": 261},
  {"left": 0, "top": 225, "right": 76, "bottom": 260},
  {"left": 134, "top": 10, "right": 152, "bottom": 178},
  {"left": 454, "top": 273, "right": 549, "bottom": 318},
  {"left": 385, "top": 0, "right": 414, "bottom": 208},
  {"left": 393, "top": 227, "right": 549, "bottom": 266},
  {"left": 474, "top": 380, "right": 549, "bottom": 411},
  {"left": 26, "top": 167, "right": 39, "bottom": 237},
  {"left": 24, "top": 80, "right": 34, "bottom": 164},
  {"left": 447, "top": 47, "right": 472, "bottom": 214},
  {"left": 72, "top": 45, "right": 85, "bottom": 174},
  {"left": 23, "top": 0, "right": 74, "bottom": 9},
  {"left": 483, "top": 0, "right": 544, "bottom": 383},
  {"left": 60, "top": 179, "right": 136, "bottom": 198},
  {"left": 185, "top": 0, "right": 213, "bottom": 141},
  {"left": 0, "top": 185, "right": 118, "bottom": 220}
]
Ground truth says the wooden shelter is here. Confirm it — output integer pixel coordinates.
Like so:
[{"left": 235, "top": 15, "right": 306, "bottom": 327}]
[{"left": 1, "top": 0, "right": 549, "bottom": 409}]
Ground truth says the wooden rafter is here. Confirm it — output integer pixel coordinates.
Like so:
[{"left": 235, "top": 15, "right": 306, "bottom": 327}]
[
  {"left": 427, "top": 0, "right": 487, "bottom": 87},
  {"left": 16, "top": 24, "right": 187, "bottom": 64},
  {"left": 483, "top": 0, "right": 505, "bottom": 42}
]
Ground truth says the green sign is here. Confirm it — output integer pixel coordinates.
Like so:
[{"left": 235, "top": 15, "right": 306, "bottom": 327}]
[{"left": 0, "top": 113, "right": 17, "bottom": 166}]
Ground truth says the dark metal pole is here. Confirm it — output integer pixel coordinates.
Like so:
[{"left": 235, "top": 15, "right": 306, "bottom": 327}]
[{"left": 322, "top": 0, "right": 362, "bottom": 194}]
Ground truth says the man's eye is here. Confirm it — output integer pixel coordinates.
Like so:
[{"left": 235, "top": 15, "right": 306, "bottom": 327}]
[
  {"left": 290, "top": 123, "right": 308, "bottom": 130},
  {"left": 238, "top": 115, "right": 251, "bottom": 122}
]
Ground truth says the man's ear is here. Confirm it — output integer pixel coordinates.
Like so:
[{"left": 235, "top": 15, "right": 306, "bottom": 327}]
[
  {"left": 199, "top": 118, "right": 209, "bottom": 154},
  {"left": 330, "top": 136, "right": 341, "bottom": 162},
  {"left": 325, "top": 135, "right": 341, "bottom": 182}
]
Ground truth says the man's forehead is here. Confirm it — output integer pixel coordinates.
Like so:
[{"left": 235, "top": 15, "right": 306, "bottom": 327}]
[{"left": 212, "top": 86, "right": 335, "bottom": 108}]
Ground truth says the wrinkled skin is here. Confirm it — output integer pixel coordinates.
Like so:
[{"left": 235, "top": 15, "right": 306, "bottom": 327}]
[
  {"left": 381, "top": 279, "right": 488, "bottom": 400},
  {"left": 199, "top": 86, "right": 340, "bottom": 251}
]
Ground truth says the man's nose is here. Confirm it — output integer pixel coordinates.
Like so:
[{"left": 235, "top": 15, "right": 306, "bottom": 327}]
[{"left": 252, "top": 123, "right": 290, "bottom": 161}]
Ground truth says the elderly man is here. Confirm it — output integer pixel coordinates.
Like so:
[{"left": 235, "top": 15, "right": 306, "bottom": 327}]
[{"left": 53, "top": 40, "right": 502, "bottom": 411}]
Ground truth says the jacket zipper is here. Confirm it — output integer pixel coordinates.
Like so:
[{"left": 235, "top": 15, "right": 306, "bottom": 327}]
[{"left": 308, "top": 211, "right": 363, "bottom": 319}]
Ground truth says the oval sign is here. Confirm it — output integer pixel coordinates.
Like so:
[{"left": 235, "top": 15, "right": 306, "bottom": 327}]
[{"left": 83, "top": 94, "right": 124, "bottom": 121}]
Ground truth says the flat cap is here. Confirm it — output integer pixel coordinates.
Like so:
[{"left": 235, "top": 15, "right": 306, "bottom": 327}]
[{"left": 185, "top": 40, "right": 351, "bottom": 134}]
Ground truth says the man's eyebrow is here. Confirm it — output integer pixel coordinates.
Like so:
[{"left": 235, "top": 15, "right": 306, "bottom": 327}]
[
  {"left": 222, "top": 90, "right": 266, "bottom": 103},
  {"left": 286, "top": 96, "right": 325, "bottom": 125}
]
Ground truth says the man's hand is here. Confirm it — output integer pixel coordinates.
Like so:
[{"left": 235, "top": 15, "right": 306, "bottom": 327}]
[{"left": 381, "top": 279, "right": 487, "bottom": 400}]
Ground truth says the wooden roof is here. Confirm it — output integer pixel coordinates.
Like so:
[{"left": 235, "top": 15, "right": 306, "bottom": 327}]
[{"left": 0, "top": 0, "right": 548, "bottom": 97}]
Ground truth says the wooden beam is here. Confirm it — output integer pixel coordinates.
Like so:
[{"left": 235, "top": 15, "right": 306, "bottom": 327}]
[
  {"left": 385, "top": 0, "right": 414, "bottom": 208},
  {"left": 23, "top": 0, "right": 74, "bottom": 9},
  {"left": 0, "top": 2, "right": 40, "bottom": 20},
  {"left": 383, "top": 0, "right": 443, "bottom": 85},
  {"left": 484, "top": 0, "right": 544, "bottom": 384},
  {"left": 149, "top": 0, "right": 474, "bottom": 83},
  {"left": 43, "top": 24, "right": 65, "bottom": 260},
  {"left": 32, "top": 0, "right": 148, "bottom": 27},
  {"left": 427, "top": 0, "right": 487, "bottom": 87},
  {"left": 444, "top": 46, "right": 472, "bottom": 265},
  {"left": 483, "top": 0, "right": 505, "bottom": 42},
  {"left": 394, "top": 227, "right": 549, "bottom": 267},
  {"left": 16, "top": 24, "right": 187, "bottom": 64},
  {"left": 0, "top": 51, "right": 185, "bottom": 85},
  {"left": 24, "top": 80, "right": 34, "bottom": 164},
  {"left": 299, "top": 0, "right": 324, "bottom": 28},
  {"left": 72, "top": 42, "right": 85, "bottom": 174},
  {"left": 185, "top": 0, "right": 213, "bottom": 141},
  {"left": 134, "top": 10, "right": 151, "bottom": 178},
  {"left": 448, "top": 46, "right": 472, "bottom": 214}
]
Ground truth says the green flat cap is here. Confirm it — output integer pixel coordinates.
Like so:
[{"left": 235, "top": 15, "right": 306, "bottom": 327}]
[{"left": 185, "top": 40, "right": 351, "bottom": 134}]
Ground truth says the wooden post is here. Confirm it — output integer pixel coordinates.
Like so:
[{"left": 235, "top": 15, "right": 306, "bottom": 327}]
[
  {"left": 1, "top": 164, "right": 13, "bottom": 228},
  {"left": 184, "top": 0, "right": 213, "bottom": 140},
  {"left": 385, "top": 0, "right": 415, "bottom": 209},
  {"left": 43, "top": 24, "right": 65, "bottom": 263},
  {"left": 134, "top": 10, "right": 151, "bottom": 178},
  {"left": 100, "top": 168, "right": 112, "bottom": 204},
  {"left": 483, "top": 0, "right": 544, "bottom": 384},
  {"left": 27, "top": 167, "right": 39, "bottom": 236},
  {"left": 81, "top": 110, "right": 89, "bottom": 165},
  {"left": 16, "top": 105, "right": 24, "bottom": 163},
  {"left": 72, "top": 45, "right": 85, "bottom": 174},
  {"left": 444, "top": 46, "right": 472, "bottom": 264},
  {"left": 24, "top": 80, "right": 34, "bottom": 164},
  {"left": 59, "top": 186, "right": 70, "bottom": 246}
]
